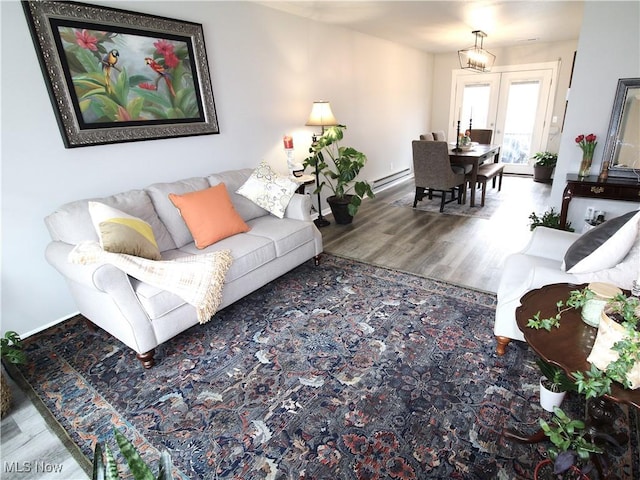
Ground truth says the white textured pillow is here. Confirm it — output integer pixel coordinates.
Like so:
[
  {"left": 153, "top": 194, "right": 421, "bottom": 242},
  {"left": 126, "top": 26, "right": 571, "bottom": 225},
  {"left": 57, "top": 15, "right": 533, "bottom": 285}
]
[
  {"left": 236, "top": 161, "right": 298, "bottom": 218},
  {"left": 88, "top": 202, "right": 161, "bottom": 260},
  {"left": 573, "top": 240, "right": 639, "bottom": 290},
  {"left": 563, "top": 210, "right": 640, "bottom": 274}
]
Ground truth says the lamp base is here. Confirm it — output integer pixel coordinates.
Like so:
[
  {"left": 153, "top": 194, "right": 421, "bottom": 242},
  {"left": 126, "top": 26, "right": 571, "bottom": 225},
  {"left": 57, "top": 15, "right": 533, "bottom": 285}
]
[{"left": 314, "top": 217, "right": 330, "bottom": 228}]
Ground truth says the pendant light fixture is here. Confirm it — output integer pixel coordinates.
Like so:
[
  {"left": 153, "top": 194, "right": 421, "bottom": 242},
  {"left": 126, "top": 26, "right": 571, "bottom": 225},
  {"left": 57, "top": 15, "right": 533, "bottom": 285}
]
[{"left": 458, "top": 30, "right": 495, "bottom": 73}]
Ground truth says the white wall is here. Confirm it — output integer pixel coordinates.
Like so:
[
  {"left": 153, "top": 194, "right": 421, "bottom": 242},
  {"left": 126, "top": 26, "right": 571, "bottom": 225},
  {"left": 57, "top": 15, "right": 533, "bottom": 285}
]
[
  {"left": 0, "top": 0, "right": 431, "bottom": 335},
  {"left": 430, "top": 39, "right": 579, "bottom": 153},
  {"left": 550, "top": 1, "right": 640, "bottom": 229}
]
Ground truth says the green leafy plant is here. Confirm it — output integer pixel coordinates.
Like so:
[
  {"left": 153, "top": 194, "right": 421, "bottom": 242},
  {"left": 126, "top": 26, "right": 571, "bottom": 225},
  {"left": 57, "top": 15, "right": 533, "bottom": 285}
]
[
  {"left": 93, "top": 428, "right": 173, "bottom": 480},
  {"left": 573, "top": 294, "right": 640, "bottom": 399},
  {"left": 303, "top": 125, "right": 374, "bottom": 217},
  {"left": 539, "top": 406, "right": 604, "bottom": 477},
  {"left": 527, "top": 288, "right": 593, "bottom": 331},
  {"left": 0, "top": 331, "right": 26, "bottom": 365},
  {"left": 529, "top": 291, "right": 640, "bottom": 399},
  {"left": 528, "top": 207, "right": 574, "bottom": 232},
  {"left": 532, "top": 151, "right": 558, "bottom": 167},
  {"left": 537, "top": 359, "right": 576, "bottom": 393}
]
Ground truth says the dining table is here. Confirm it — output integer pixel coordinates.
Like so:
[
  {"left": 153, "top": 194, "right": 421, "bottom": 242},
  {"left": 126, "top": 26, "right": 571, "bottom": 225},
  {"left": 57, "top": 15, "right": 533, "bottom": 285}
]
[{"left": 448, "top": 143, "right": 501, "bottom": 207}]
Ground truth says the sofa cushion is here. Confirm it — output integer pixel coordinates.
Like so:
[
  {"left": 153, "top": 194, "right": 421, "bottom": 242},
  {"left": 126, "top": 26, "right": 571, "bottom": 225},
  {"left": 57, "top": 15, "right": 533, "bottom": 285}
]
[
  {"left": 146, "top": 177, "right": 210, "bottom": 248},
  {"left": 246, "top": 216, "right": 315, "bottom": 257},
  {"left": 563, "top": 210, "right": 640, "bottom": 274},
  {"left": 45, "top": 190, "right": 176, "bottom": 252},
  {"left": 163, "top": 232, "right": 276, "bottom": 283},
  {"left": 236, "top": 161, "right": 299, "bottom": 218},
  {"left": 169, "top": 184, "right": 250, "bottom": 249},
  {"left": 88, "top": 202, "right": 161, "bottom": 260},
  {"left": 207, "top": 169, "right": 268, "bottom": 222}
]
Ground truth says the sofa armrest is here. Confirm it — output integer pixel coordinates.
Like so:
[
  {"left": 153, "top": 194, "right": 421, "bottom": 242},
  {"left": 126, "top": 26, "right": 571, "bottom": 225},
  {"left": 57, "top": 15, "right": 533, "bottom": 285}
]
[
  {"left": 45, "top": 241, "right": 130, "bottom": 292},
  {"left": 284, "top": 193, "right": 312, "bottom": 221},
  {"left": 520, "top": 227, "right": 581, "bottom": 262}
]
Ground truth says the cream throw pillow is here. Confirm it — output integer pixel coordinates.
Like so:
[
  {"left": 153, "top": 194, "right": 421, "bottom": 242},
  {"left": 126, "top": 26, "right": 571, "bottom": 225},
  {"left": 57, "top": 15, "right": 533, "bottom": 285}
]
[
  {"left": 236, "top": 161, "right": 298, "bottom": 218},
  {"left": 88, "top": 202, "right": 161, "bottom": 260}
]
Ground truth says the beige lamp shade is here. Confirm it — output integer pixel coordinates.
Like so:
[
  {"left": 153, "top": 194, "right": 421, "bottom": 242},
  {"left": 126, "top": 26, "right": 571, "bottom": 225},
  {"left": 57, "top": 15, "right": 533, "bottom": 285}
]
[{"left": 305, "top": 101, "right": 338, "bottom": 127}]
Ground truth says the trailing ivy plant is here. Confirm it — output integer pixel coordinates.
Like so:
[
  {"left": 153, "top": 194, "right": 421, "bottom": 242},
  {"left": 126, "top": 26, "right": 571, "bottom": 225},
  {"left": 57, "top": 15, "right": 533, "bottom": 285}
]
[
  {"left": 528, "top": 291, "right": 640, "bottom": 399},
  {"left": 573, "top": 294, "right": 640, "bottom": 397},
  {"left": 527, "top": 288, "right": 594, "bottom": 331}
]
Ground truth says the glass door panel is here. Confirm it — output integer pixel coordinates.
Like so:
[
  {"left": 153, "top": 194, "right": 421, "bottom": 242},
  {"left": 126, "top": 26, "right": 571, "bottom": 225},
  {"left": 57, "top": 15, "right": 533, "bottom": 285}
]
[
  {"left": 450, "top": 73, "right": 500, "bottom": 139},
  {"left": 451, "top": 66, "right": 555, "bottom": 175},
  {"left": 494, "top": 70, "right": 553, "bottom": 174}
]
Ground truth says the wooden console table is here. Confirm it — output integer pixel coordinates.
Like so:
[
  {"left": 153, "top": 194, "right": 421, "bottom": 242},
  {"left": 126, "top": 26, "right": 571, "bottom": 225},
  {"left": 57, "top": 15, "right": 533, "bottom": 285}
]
[{"left": 560, "top": 174, "right": 640, "bottom": 229}]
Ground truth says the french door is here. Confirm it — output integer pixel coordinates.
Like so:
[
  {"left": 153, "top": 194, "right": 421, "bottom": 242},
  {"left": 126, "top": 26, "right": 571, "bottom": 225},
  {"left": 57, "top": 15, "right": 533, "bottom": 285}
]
[{"left": 450, "top": 63, "right": 557, "bottom": 175}]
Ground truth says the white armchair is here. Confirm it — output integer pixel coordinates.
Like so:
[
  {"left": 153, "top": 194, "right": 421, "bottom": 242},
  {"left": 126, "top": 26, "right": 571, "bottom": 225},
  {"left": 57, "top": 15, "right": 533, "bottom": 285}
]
[
  {"left": 495, "top": 212, "right": 640, "bottom": 355},
  {"left": 495, "top": 227, "right": 581, "bottom": 355}
]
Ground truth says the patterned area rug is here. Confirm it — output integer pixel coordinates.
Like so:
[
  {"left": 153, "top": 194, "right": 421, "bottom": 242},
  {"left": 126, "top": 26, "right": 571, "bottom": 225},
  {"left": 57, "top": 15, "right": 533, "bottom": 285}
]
[
  {"left": 386, "top": 175, "right": 541, "bottom": 219},
  {"left": 388, "top": 188, "right": 501, "bottom": 218},
  {"left": 11, "top": 255, "right": 639, "bottom": 479}
]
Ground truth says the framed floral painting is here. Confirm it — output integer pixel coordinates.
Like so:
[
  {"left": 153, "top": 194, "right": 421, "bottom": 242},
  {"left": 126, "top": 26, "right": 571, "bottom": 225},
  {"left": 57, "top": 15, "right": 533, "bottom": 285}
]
[{"left": 22, "top": 1, "right": 219, "bottom": 148}]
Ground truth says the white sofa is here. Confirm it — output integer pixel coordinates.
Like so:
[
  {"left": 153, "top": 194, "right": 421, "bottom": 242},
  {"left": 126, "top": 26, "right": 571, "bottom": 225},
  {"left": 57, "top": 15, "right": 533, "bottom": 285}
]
[
  {"left": 495, "top": 211, "right": 639, "bottom": 356},
  {"left": 45, "top": 169, "right": 323, "bottom": 367}
]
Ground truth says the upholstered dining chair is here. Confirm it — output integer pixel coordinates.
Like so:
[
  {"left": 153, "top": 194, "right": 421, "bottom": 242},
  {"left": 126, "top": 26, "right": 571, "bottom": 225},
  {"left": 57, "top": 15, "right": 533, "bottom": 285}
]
[
  {"left": 432, "top": 130, "right": 447, "bottom": 141},
  {"left": 412, "top": 140, "right": 467, "bottom": 212},
  {"left": 420, "top": 133, "right": 435, "bottom": 141},
  {"left": 469, "top": 129, "right": 493, "bottom": 144}
]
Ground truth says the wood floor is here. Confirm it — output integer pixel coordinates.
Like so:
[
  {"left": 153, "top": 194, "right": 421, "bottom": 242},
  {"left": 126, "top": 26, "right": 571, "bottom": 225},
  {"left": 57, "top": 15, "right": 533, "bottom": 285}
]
[
  {"left": 322, "top": 174, "right": 552, "bottom": 293},
  {"left": 0, "top": 174, "right": 551, "bottom": 479}
]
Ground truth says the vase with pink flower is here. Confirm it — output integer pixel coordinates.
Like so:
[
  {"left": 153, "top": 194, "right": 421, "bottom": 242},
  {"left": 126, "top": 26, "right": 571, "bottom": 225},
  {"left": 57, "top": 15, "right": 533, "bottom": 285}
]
[{"left": 575, "top": 133, "right": 597, "bottom": 178}]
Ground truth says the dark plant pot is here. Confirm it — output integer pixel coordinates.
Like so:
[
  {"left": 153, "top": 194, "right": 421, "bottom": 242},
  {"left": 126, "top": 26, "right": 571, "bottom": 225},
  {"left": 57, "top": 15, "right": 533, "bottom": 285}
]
[
  {"left": 534, "top": 459, "right": 590, "bottom": 480},
  {"left": 327, "top": 195, "right": 354, "bottom": 225},
  {"left": 533, "top": 165, "right": 555, "bottom": 183}
]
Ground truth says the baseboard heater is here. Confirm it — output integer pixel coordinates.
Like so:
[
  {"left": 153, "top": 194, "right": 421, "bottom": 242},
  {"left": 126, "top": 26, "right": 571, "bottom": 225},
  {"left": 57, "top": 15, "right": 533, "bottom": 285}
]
[{"left": 372, "top": 168, "right": 411, "bottom": 191}]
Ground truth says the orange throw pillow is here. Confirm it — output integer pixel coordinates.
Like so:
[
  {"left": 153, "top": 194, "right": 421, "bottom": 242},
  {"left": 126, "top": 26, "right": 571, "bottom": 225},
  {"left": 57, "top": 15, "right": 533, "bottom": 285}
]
[{"left": 169, "top": 183, "right": 250, "bottom": 249}]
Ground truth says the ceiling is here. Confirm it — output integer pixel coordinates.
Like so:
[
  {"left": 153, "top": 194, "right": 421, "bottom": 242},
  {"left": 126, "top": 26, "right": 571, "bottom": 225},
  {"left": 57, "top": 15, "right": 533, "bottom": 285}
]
[{"left": 257, "top": 1, "right": 585, "bottom": 53}]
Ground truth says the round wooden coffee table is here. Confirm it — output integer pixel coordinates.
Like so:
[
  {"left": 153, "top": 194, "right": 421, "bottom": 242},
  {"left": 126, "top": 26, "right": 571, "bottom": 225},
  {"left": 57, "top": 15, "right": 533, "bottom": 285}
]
[{"left": 515, "top": 282, "right": 640, "bottom": 409}]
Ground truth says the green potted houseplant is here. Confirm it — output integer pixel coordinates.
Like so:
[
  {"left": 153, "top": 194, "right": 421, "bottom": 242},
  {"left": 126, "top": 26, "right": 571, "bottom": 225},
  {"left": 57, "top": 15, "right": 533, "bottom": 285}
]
[
  {"left": 529, "top": 207, "right": 574, "bottom": 232},
  {"left": 303, "top": 125, "right": 374, "bottom": 224},
  {"left": 532, "top": 151, "right": 558, "bottom": 183},
  {"left": 528, "top": 289, "right": 640, "bottom": 399},
  {"left": 537, "top": 359, "right": 575, "bottom": 412},
  {"left": 534, "top": 406, "right": 604, "bottom": 480},
  {"left": 93, "top": 428, "right": 173, "bottom": 479},
  {"left": 1, "top": 331, "right": 26, "bottom": 418}
]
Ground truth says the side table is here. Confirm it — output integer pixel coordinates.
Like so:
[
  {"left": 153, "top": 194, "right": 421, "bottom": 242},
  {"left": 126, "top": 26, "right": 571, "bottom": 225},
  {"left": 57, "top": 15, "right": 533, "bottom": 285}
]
[
  {"left": 291, "top": 174, "right": 315, "bottom": 195},
  {"left": 560, "top": 174, "right": 640, "bottom": 229}
]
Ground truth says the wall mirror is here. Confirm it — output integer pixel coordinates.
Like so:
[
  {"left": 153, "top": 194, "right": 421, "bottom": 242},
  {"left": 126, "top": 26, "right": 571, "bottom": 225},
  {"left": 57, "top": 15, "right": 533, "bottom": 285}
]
[{"left": 604, "top": 77, "right": 640, "bottom": 180}]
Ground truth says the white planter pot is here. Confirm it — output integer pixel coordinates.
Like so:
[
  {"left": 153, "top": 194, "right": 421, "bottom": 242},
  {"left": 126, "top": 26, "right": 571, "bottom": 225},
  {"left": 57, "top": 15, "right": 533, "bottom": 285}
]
[{"left": 539, "top": 377, "right": 566, "bottom": 412}]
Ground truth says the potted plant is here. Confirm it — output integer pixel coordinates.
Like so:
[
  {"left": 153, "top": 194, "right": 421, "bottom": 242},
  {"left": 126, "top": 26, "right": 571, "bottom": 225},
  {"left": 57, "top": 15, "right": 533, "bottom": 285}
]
[
  {"left": 303, "top": 125, "right": 374, "bottom": 224},
  {"left": 1, "top": 331, "right": 26, "bottom": 418},
  {"left": 93, "top": 428, "right": 173, "bottom": 479},
  {"left": 537, "top": 359, "right": 575, "bottom": 412},
  {"left": 527, "top": 289, "right": 639, "bottom": 399},
  {"left": 529, "top": 207, "right": 574, "bottom": 232},
  {"left": 532, "top": 151, "right": 558, "bottom": 183},
  {"left": 534, "top": 406, "right": 604, "bottom": 479}
]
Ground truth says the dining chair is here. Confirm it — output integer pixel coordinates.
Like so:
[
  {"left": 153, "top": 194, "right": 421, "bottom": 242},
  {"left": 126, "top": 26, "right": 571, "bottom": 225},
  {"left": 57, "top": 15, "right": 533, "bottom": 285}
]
[
  {"left": 432, "top": 130, "right": 447, "bottom": 141},
  {"left": 419, "top": 133, "right": 434, "bottom": 141},
  {"left": 412, "top": 140, "right": 466, "bottom": 212},
  {"left": 469, "top": 129, "right": 493, "bottom": 144}
]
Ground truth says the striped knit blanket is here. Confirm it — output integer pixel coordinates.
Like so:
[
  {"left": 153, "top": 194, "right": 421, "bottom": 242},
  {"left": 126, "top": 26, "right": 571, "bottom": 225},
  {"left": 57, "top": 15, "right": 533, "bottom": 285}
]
[{"left": 68, "top": 242, "right": 233, "bottom": 324}]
